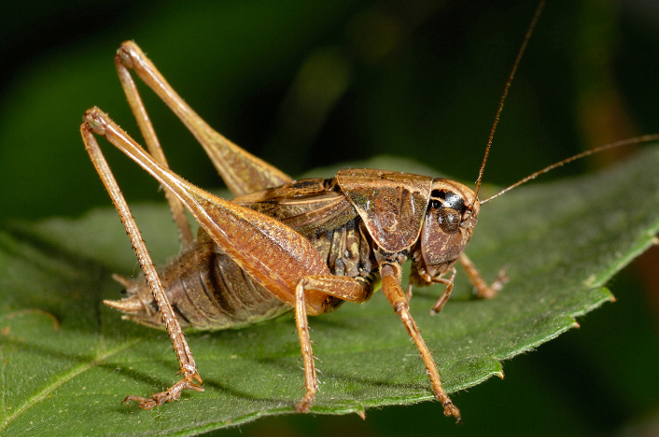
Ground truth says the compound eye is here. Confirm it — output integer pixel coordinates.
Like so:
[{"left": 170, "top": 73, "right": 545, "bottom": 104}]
[
  {"left": 443, "top": 192, "right": 464, "bottom": 212},
  {"left": 438, "top": 207, "right": 460, "bottom": 233}
]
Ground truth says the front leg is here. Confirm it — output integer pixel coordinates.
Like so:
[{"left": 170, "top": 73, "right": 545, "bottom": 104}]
[{"left": 430, "top": 266, "right": 457, "bottom": 315}]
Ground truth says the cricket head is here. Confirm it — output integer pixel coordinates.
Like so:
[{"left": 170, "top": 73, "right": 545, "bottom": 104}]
[{"left": 410, "top": 178, "right": 479, "bottom": 287}]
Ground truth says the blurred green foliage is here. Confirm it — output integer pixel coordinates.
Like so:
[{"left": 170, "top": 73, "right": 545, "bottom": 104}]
[{"left": 1, "top": 0, "right": 659, "bottom": 435}]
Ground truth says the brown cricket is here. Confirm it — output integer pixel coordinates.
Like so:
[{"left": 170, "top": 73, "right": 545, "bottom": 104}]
[
  {"left": 81, "top": 39, "right": 502, "bottom": 419},
  {"left": 79, "top": 0, "right": 657, "bottom": 423}
]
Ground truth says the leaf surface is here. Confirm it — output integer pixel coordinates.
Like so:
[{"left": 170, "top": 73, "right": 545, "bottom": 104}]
[{"left": 1, "top": 149, "right": 658, "bottom": 436}]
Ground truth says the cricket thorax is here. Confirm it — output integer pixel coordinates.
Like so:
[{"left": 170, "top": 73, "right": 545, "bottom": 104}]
[
  {"left": 310, "top": 217, "right": 378, "bottom": 311},
  {"left": 236, "top": 178, "right": 379, "bottom": 311}
]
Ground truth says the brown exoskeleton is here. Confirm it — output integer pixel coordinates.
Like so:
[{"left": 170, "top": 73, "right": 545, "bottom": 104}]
[{"left": 80, "top": 0, "right": 658, "bottom": 423}]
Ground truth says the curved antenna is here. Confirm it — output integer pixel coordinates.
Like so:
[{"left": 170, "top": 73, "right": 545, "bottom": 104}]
[
  {"left": 480, "top": 134, "right": 659, "bottom": 204},
  {"left": 473, "top": 0, "right": 546, "bottom": 201}
]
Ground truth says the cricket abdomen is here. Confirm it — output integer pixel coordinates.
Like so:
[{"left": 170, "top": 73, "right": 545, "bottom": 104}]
[{"left": 105, "top": 228, "right": 290, "bottom": 331}]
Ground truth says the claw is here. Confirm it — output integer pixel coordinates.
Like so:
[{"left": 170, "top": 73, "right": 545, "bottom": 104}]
[
  {"left": 122, "top": 395, "right": 158, "bottom": 410},
  {"left": 122, "top": 378, "right": 204, "bottom": 410},
  {"left": 294, "top": 389, "right": 315, "bottom": 413},
  {"left": 295, "top": 399, "right": 311, "bottom": 413},
  {"left": 442, "top": 399, "right": 462, "bottom": 424},
  {"left": 477, "top": 264, "right": 509, "bottom": 299}
]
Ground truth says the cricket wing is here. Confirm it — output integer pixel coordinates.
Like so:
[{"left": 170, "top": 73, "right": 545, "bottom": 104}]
[
  {"left": 336, "top": 169, "right": 432, "bottom": 253},
  {"left": 233, "top": 178, "right": 358, "bottom": 237}
]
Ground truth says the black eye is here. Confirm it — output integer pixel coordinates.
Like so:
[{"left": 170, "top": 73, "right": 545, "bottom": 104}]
[
  {"left": 432, "top": 190, "right": 465, "bottom": 212},
  {"left": 443, "top": 192, "right": 464, "bottom": 212},
  {"left": 438, "top": 208, "right": 460, "bottom": 233}
]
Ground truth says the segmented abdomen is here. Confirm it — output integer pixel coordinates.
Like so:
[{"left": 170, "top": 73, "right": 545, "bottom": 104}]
[{"left": 160, "top": 228, "right": 291, "bottom": 330}]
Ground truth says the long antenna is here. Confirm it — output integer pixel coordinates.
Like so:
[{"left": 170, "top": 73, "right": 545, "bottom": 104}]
[
  {"left": 480, "top": 134, "right": 659, "bottom": 204},
  {"left": 473, "top": 0, "right": 546, "bottom": 200}
]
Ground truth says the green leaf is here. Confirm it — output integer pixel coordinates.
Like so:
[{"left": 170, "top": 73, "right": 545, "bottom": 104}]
[{"left": 1, "top": 148, "right": 659, "bottom": 436}]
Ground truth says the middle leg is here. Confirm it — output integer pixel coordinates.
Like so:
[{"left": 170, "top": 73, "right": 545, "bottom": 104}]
[
  {"left": 292, "top": 274, "right": 373, "bottom": 412},
  {"left": 380, "top": 260, "right": 461, "bottom": 422}
]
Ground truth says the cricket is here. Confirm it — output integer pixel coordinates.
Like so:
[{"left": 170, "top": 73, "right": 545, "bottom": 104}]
[{"left": 79, "top": 0, "right": 657, "bottom": 423}]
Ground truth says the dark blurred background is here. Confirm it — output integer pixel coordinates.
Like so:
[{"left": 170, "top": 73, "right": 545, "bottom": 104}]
[{"left": 1, "top": 0, "right": 658, "bottom": 435}]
